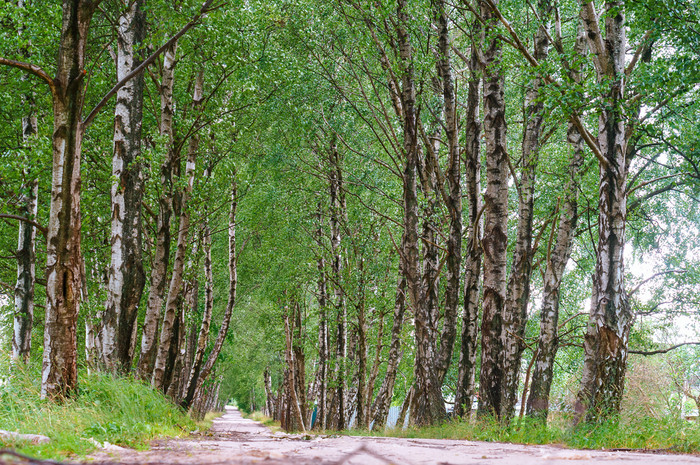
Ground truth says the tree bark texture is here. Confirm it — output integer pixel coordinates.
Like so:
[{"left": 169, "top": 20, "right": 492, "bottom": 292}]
[
  {"left": 434, "top": 0, "right": 463, "bottom": 386},
  {"left": 152, "top": 71, "right": 202, "bottom": 391},
  {"left": 525, "top": 123, "right": 584, "bottom": 420},
  {"left": 328, "top": 136, "right": 347, "bottom": 430},
  {"left": 575, "top": 0, "right": 632, "bottom": 423},
  {"left": 184, "top": 174, "right": 238, "bottom": 410},
  {"left": 477, "top": 0, "right": 510, "bottom": 419},
  {"left": 102, "top": 0, "right": 146, "bottom": 374},
  {"left": 500, "top": 0, "right": 551, "bottom": 420},
  {"left": 526, "top": 22, "right": 587, "bottom": 421},
  {"left": 371, "top": 269, "right": 406, "bottom": 428},
  {"left": 394, "top": 0, "right": 444, "bottom": 428},
  {"left": 13, "top": 107, "right": 38, "bottom": 364},
  {"left": 282, "top": 306, "right": 306, "bottom": 432},
  {"left": 42, "top": 0, "right": 98, "bottom": 399},
  {"left": 293, "top": 302, "right": 308, "bottom": 428},
  {"left": 313, "top": 204, "right": 329, "bottom": 429},
  {"left": 454, "top": 12, "right": 483, "bottom": 418},
  {"left": 355, "top": 258, "right": 369, "bottom": 429},
  {"left": 137, "top": 41, "right": 178, "bottom": 380},
  {"left": 264, "top": 367, "right": 276, "bottom": 418},
  {"left": 183, "top": 221, "right": 214, "bottom": 405}
]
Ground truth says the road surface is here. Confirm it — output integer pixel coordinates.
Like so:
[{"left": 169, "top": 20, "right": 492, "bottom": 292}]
[{"left": 89, "top": 406, "right": 700, "bottom": 464}]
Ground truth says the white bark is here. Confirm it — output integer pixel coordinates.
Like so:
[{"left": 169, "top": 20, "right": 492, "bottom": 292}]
[
  {"left": 478, "top": 0, "right": 510, "bottom": 419},
  {"left": 186, "top": 175, "right": 238, "bottom": 409},
  {"left": 103, "top": 0, "right": 146, "bottom": 373},
  {"left": 137, "top": 41, "right": 178, "bottom": 380},
  {"left": 13, "top": 175, "right": 38, "bottom": 362},
  {"left": 575, "top": 0, "right": 632, "bottom": 423}
]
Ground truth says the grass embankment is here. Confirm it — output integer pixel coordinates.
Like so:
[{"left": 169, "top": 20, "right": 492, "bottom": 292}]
[
  {"left": 343, "top": 415, "right": 700, "bottom": 453},
  {"left": 0, "top": 363, "right": 199, "bottom": 460}
]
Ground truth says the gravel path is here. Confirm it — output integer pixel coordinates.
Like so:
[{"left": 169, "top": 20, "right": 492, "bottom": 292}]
[{"left": 89, "top": 406, "right": 700, "bottom": 464}]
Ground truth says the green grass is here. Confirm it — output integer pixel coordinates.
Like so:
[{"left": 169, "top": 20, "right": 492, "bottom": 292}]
[
  {"left": 242, "top": 411, "right": 281, "bottom": 432},
  {"left": 0, "top": 360, "right": 200, "bottom": 460},
  {"left": 341, "top": 414, "right": 700, "bottom": 454}
]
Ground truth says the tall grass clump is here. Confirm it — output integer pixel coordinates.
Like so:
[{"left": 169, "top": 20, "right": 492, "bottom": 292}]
[
  {"left": 0, "top": 357, "right": 197, "bottom": 460},
  {"left": 344, "top": 412, "right": 700, "bottom": 453}
]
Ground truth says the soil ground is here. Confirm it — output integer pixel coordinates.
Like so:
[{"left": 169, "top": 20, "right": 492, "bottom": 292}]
[{"left": 87, "top": 406, "right": 700, "bottom": 464}]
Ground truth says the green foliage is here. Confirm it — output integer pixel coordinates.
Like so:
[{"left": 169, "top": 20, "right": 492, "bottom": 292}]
[{"left": 0, "top": 358, "right": 197, "bottom": 460}]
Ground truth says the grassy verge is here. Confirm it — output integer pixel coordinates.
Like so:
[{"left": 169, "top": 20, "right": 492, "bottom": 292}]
[
  {"left": 0, "top": 362, "right": 200, "bottom": 460},
  {"left": 242, "top": 411, "right": 281, "bottom": 432},
  {"left": 342, "top": 414, "right": 700, "bottom": 453}
]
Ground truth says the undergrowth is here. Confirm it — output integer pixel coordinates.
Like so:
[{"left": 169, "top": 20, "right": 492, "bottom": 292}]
[
  {"left": 0, "top": 360, "right": 199, "bottom": 460},
  {"left": 343, "top": 414, "right": 700, "bottom": 453}
]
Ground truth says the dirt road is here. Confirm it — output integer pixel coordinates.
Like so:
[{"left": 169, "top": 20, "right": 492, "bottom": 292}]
[{"left": 90, "top": 406, "right": 700, "bottom": 464}]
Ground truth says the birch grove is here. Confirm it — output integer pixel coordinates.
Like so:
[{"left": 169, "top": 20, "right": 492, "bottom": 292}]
[{"left": 1, "top": 0, "right": 699, "bottom": 433}]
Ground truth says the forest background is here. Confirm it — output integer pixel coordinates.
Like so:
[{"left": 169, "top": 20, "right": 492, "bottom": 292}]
[{"left": 1, "top": 0, "right": 700, "bottom": 454}]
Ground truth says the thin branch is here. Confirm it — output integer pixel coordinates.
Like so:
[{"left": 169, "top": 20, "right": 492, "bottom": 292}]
[
  {"left": 82, "top": 0, "right": 219, "bottom": 128},
  {"left": 558, "top": 311, "right": 586, "bottom": 330},
  {"left": 630, "top": 342, "right": 700, "bottom": 356},
  {"left": 0, "top": 214, "right": 47, "bottom": 237},
  {"left": 628, "top": 181, "right": 681, "bottom": 213},
  {"left": 479, "top": 0, "right": 606, "bottom": 167},
  {"left": 628, "top": 269, "right": 685, "bottom": 297},
  {"left": 626, "top": 172, "right": 686, "bottom": 197},
  {"left": 625, "top": 30, "right": 653, "bottom": 77},
  {"left": 0, "top": 58, "right": 56, "bottom": 96},
  {"left": 578, "top": 0, "right": 606, "bottom": 74}
]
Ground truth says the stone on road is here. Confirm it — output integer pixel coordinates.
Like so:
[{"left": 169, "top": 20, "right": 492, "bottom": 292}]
[{"left": 90, "top": 406, "right": 700, "bottom": 464}]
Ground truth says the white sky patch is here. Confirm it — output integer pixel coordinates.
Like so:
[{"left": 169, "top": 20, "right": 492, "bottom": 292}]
[{"left": 626, "top": 244, "right": 699, "bottom": 344}]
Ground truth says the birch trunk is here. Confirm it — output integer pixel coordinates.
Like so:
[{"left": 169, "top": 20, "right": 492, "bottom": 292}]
[
  {"left": 500, "top": 0, "right": 551, "bottom": 420},
  {"left": 454, "top": 12, "right": 483, "bottom": 418},
  {"left": 526, "top": 124, "right": 584, "bottom": 419},
  {"left": 526, "top": 23, "right": 587, "bottom": 421},
  {"left": 356, "top": 258, "right": 369, "bottom": 428},
  {"left": 328, "top": 136, "right": 347, "bottom": 430},
  {"left": 394, "top": 0, "right": 444, "bottom": 428},
  {"left": 477, "top": 0, "right": 510, "bottom": 419},
  {"left": 152, "top": 70, "right": 202, "bottom": 390},
  {"left": 184, "top": 175, "right": 238, "bottom": 410},
  {"left": 264, "top": 367, "right": 276, "bottom": 418},
  {"left": 183, "top": 221, "right": 214, "bottom": 403},
  {"left": 313, "top": 204, "right": 329, "bottom": 429},
  {"left": 13, "top": 108, "right": 38, "bottom": 364},
  {"left": 137, "top": 41, "right": 178, "bottom": 380},
  {"left": 365, "top": 304, "right": 384, "bottom": 424},
  {"left": 293, "top": 302, "right": 308, "bottom": 428},
  {"left": 575, "top": 0, "right": 631, "bottom": 423},
  {"left": 172, "top": 248, "right": 200, "bottom": 401},
  {"left": 434, "top": 0, "right": 462, "bottom": 385},
  {"left": 103, "top": 0, "right": 146, "bottom": 374},
  {"left": 166, "top": 298, "right": 188, "bottom": 401},
  {"left": 42, "top": 0, "right": 98, "bottom": 399},
  {"left": 371, "top": 269, "right": 406, "bottom": 428},
  {"left": 282, "top": 312, "right": 306, "bottom": 432}
]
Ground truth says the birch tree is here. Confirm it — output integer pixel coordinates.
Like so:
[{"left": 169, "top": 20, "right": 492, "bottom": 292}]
[
  {"left": 477, "top": 0, "right": 510, "bottom": 419},
  {"left": 0, "top": 0, "right": 215, "bottom": 398},
  {"left": 102, "top": 0, "right": 147, "bottom": 374},
  {"left": 500, "top": 0, "right": 552, "bottom": 420}
]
